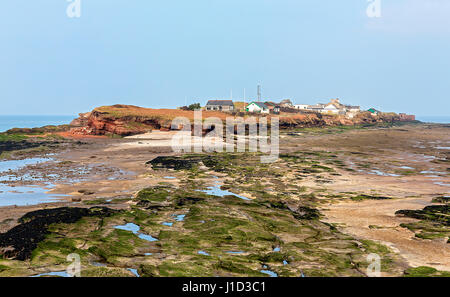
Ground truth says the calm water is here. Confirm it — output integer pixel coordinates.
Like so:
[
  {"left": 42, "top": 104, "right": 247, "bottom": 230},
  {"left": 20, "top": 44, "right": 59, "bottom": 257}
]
[
  {"left": 198, "top": 179, "right": 251, "bottom": 201},
  {"left": 0, "top": 157, "right": 69, "bottom": 207},
  {"left": 0, "top": 115, "right": 75, "bottom": 132},
  {"left": 114, "top": 223, "right": 158, "bottom": 242},
  {"left": 417, "top": 116, "right": 450, "bottom": 124},
  {"left": 31, "top": 271, "right": 71, "bottom": 278}
]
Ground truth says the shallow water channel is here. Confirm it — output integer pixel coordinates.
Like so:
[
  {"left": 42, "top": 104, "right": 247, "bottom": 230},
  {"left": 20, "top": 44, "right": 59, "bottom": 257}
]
[{"left": 0, "top": 157, "right": 68, "bottom": 206}]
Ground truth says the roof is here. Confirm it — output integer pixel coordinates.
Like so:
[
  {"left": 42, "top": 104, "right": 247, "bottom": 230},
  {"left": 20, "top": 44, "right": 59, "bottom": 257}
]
[
  {"left": 308, "top": 104, "right": 325, "bottom": 109},
  {"left": 248, "top": 102, "right": 268, "bottom": 109},
  {"left": 325, "top": 103, "right": 341, "bottom": 110},
  {"left": 206, "top": 100, "right": 234, "bottom": 106},
  {"left": 345, "top": 105, "right": 360, "bottom": 109}
]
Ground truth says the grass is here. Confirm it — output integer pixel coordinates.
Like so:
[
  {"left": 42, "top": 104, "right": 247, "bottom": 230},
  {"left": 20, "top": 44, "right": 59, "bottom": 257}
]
[
  {"left": 0, "top": 134, "right": 28, "bottom": 141},
  {"left": 404, "top": 266, "right": 450, "bottom": 277}
]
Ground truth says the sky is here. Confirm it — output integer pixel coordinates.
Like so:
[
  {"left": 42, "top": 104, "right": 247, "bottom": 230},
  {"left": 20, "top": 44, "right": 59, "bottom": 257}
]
[{"left": 0, "top": 0, "right": 449, "bottom": 116}]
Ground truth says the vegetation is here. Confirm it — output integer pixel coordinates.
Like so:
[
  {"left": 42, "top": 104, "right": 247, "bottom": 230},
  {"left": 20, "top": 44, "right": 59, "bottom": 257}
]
[
  {"left": 0, "top": 134, "right": 28, "bottom": 142},
  {"left": 0, "top": 145, "right": 444, "bottom": 277},
  {"left": 179, "top": 103, "right": 201, "bottom": 111},
  {"left": 404, "top": 266, "right": 450, "bottom": 277}
]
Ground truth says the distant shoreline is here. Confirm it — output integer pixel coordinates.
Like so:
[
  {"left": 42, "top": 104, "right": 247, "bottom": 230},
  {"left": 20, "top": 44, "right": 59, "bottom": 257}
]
[
  {"left": 0, "top": 114, "right": 448, "bottom": 135},
  {"left": 0, "top": 115, "right": 75, "bottom": 133},
  {"left": 415, "top": 116, "right": 450, "bottom": 124}
]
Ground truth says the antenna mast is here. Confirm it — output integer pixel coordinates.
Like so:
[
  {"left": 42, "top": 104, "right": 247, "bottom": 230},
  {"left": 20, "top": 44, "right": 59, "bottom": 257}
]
[{"left": 257, "top": 85, "right": 261, "bottom": 101}]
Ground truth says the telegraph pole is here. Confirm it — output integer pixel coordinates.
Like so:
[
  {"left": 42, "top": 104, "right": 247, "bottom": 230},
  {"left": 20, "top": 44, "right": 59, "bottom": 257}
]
[
  {"left": 257, "top": 85, "right": 261, "bottom": 101},
  {"left": 243, "top": 88, "right": 246, "bottom": 112}
]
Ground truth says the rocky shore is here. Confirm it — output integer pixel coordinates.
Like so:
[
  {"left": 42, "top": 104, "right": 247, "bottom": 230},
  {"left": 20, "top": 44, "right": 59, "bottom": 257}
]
[{"left": 0, "top": 120, "right": 448, "bottom": 277}]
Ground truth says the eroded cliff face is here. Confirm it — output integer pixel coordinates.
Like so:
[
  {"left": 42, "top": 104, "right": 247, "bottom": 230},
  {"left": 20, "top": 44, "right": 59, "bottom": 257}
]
[
  {"left": 86, "top": 111, "right": 164, "bottom": 136},
  {"left": 70, "top": 107, "right": 173, "bottom": 136},
  {"left": 70, "top": 112, "right": 91, "bottom": 127},
  {"left": 68, "top": 105, "right": 411, "bottom": 137}
]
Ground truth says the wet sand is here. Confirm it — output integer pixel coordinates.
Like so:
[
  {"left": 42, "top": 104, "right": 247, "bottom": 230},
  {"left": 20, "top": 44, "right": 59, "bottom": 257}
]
[
  {"left": 281, "top": 124, "right": 449, "bottom": 270},
  {"left": 323, "top": 197, "right": 449, "bottom": 271}
]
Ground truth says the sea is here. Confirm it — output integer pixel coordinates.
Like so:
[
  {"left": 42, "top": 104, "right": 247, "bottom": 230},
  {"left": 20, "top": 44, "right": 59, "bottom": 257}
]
[
  {"left": 416, "top": 116, "right": 450, "bottom": 124},
  {"left": 0, "top": 115, "right": 75, "bottom": 133}
]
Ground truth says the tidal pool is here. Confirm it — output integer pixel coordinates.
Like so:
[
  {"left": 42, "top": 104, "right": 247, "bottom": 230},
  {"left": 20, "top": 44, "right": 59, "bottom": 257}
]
[
  {"left": 423, "top": 155, "right": 437, "bottom": 161},
  {"left": 0, "top": 157, "right": 52, "bottom": 174},
  {"left": 197, "top": 251, "right": 210, "bottom": 256},
  {"left": 174, "top": 214, "right": 186, "bottom": 221},
  {"left": 31, "top": 271, "right": 71, "bottom": 277},
  {"left": 0, "top": 184, "right": 66, "bottom": 207},
  {"left": 127, "top": 268, "right": 140, "bottom": 277},
  {"left": 162, "top": 222, "right": 173, "bottom": 227},
  {"left": 0, "top": 157, "right": 70, "bottom": 207},
  {"left": 198, "top": 183, "right": 250, "bottom": 201},
  {"left": 114, "top": 223, "right": 158, "bottom": 242},
  {"left": 421, "top": 170, "right": 446, "bottom": 178},
  {"left": 138, "top": 233, "right": 158, "bottom": 241},
  {"left": 260, "top": 270, "right": 278, "bottom": 277},
  {"left": 421, "top": 170, "right": 444, "bottom": 175},
  {"left": 225, "top": 251, "right": 245, "bottom": 255},
  {"left": 399, "top": 166, "right": 414, "bottom": 170},
  {"left": 114, "top": 222, "right": 140, "bottom": 233},
  {"left": 369, "top": 170, "right": 400, "bottom": 177}
]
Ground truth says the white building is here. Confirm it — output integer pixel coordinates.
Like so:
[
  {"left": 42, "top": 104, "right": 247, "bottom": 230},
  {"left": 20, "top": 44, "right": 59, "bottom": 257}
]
[
  {"left": 308, "top": 104, "right": 326, "bottom": 112},
  {"left": 322, "top": 102, "right": 343, "bottom": 115},
  {"left": 344, "top": 105, "right": 361, "bottom": 119},
  {"left": 294, "top": 104, "right": 309, "bottom": 110},
  {"left": 345, "top": 105, "right": 361, "bottom": 113},
  {"left": 204, "top": 100, "right": 235, "bottom": 111},
  {"left": 246, "top": 102, "right": 270, "bottom": 114},
  {"left": 293, "top": 99, "right": 361, "bottom": 117}
]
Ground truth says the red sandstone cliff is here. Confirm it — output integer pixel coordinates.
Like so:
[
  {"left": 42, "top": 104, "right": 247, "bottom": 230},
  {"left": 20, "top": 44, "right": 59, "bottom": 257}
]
[{"left": 68, "top": 105, "right": 415, "bottom": 137}]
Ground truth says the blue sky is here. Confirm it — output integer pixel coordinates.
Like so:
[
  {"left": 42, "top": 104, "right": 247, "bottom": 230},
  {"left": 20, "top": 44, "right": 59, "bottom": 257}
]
[{"left": 1, "top": 0, "right": 449, "bottom": 116}]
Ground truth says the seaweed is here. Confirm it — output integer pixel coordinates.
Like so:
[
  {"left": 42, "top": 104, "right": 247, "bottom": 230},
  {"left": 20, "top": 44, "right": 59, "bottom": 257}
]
[{"left": 0, "top": 207, "right": 117, "bottom": 260}]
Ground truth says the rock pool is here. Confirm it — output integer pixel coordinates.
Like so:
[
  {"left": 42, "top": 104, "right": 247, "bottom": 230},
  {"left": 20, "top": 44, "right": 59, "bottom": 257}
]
[{"left": 114, "top": 223, "right": 158, "bottom": 242}]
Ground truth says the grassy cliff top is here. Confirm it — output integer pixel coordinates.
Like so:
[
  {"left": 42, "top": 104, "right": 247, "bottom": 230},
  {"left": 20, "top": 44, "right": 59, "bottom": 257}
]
[{"left": 94, "top": 104, "right": 230, "bottom": 120}]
